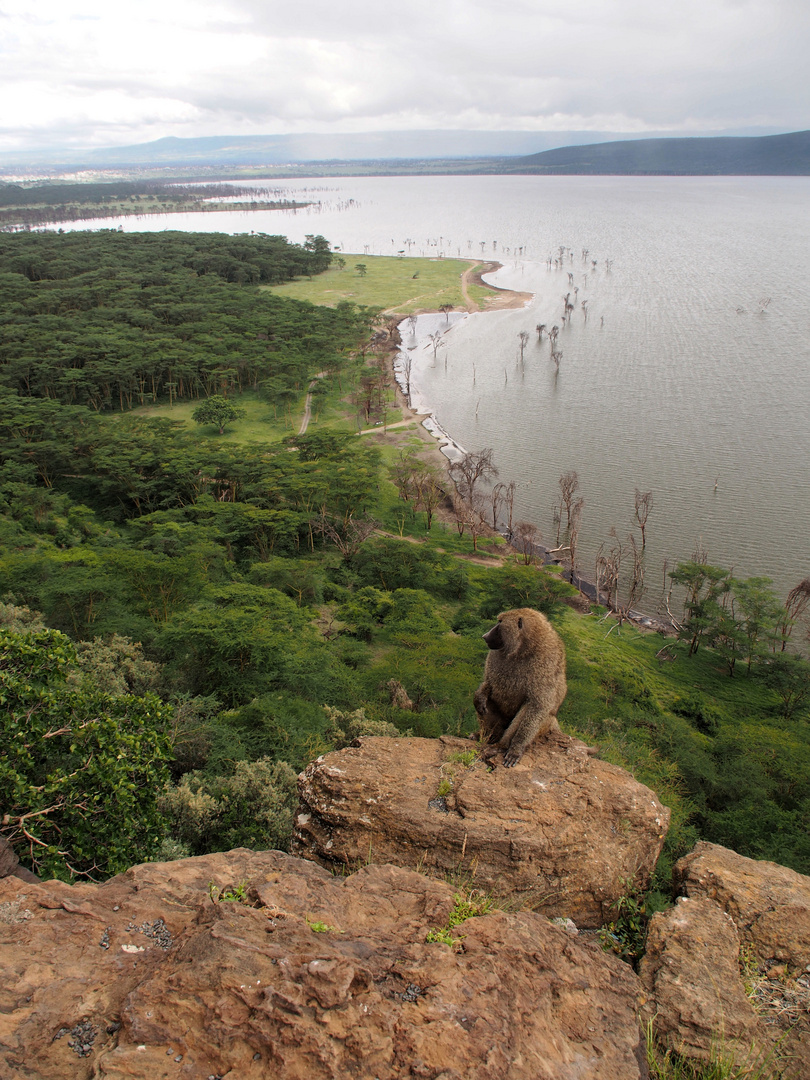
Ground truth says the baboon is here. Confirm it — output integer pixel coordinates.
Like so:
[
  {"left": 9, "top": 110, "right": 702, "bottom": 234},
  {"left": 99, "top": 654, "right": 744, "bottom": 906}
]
[{"left": 474, "top": 608, "right": 567, "bottom": 767}]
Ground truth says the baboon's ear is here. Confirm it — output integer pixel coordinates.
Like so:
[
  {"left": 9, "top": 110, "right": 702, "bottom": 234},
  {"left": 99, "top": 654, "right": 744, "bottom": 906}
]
[{"left": 518, "top": 617, "right": 523, "bottom": 629}]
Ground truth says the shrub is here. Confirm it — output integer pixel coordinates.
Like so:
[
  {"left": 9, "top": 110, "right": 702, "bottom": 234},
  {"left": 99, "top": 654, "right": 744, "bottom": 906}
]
[
  {"left": 0, "top": 627, "right": 172, "bottom": 880},
  {"left": 159, "top": 757, "right": 298, "bottom": 855}
]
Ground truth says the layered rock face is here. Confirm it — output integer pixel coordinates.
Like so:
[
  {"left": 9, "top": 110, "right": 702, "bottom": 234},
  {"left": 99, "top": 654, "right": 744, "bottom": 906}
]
[
  {"left": 674, "top": 840, "right": 810, "bottom": 968},
  {"left": 0, "top": 848, "right": 648, "bottom": 1080},
  {"left": 639, "top": 843, "right": 810, "bottom": 1078},
  {"left": 293, "top": 734, "right": 670, "bottom": 928}
]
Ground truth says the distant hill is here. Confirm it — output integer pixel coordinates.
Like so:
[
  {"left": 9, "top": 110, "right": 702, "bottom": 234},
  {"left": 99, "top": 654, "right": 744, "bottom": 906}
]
[
  {"left": 2, "top": 128, "right": 807, "bottom": 177},
  {"left": 0, "top": 127, "right": 795, "bottom": 173},
  {"left": 506, "top": 130, "right": 810, "bottom": 175}
]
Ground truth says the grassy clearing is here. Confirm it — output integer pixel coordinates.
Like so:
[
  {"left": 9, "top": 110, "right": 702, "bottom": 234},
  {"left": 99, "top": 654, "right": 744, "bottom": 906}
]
[
  {"left": 126, "top": 390, "right": 301, "bottom": 444},
  {"left": 124, "top": 377, "right": 367, "bottom": 444},
  {"left": 264, "top": 254, "right": 491, "bottom": 314}
]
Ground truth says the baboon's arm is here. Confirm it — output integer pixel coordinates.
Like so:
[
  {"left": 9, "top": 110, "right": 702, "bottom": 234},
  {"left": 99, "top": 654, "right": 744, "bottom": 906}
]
[
  {"left": 473, "top": 681, "right": 492, "bottom": 716},
  {"left": 498, "top": 703, "right": 560, "bottom": 767}
]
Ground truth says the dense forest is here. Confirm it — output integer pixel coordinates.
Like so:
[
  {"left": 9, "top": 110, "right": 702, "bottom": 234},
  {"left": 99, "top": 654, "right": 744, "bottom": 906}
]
[{"left": 1, "top": 230, "right": 808, "bottom": 898}]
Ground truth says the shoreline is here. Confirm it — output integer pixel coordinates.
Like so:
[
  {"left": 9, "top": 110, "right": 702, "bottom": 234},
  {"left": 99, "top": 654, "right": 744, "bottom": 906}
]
[{"left": 382, "top": 282, "right": 677, "bottom": 633}]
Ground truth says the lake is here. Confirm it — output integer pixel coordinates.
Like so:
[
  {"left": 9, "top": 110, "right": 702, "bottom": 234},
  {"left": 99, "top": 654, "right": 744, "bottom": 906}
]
[{"left": 50, "top": 175, "right": 810, "bottom": 604}]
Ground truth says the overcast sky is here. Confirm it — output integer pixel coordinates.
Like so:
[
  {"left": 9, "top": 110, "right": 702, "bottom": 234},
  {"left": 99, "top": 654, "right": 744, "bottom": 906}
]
[{"left": 1, "top": 0, "right": 808, "bottom": 152}]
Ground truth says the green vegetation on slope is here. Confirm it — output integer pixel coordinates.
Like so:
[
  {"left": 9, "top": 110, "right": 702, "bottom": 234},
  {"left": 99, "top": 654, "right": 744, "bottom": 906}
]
[{"left": 0, "top": 229, "right": 808, "bottom": 891}]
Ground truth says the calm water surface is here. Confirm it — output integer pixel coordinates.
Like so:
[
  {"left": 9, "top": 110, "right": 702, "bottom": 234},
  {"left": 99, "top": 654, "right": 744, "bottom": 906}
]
[{"left": 52, "top": 176, "right": 810, "bottom": 601}]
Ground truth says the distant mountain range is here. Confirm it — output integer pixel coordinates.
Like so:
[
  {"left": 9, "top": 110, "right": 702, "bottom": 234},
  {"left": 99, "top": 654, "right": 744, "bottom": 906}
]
[
  {"left": 1, "top": 128, "right": 808, "bottom": 176},
  {"left": 506, "top": 130, "right": 810, "bottom": 175}
]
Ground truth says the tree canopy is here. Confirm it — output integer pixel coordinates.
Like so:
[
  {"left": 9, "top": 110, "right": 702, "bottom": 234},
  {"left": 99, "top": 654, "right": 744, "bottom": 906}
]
[{"left": 192, "top": 395, "right": 246, "bottom": 434}]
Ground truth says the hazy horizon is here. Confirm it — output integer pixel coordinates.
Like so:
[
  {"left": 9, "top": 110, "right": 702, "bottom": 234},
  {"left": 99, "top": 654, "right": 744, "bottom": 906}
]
[{"left": 2, "top": 0, "right": 807, "bottom": 158}]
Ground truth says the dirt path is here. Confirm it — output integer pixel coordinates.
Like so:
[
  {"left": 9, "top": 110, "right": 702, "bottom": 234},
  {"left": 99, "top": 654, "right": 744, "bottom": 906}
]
[{"left": 298, "top": 373, "right": 325, "bottom": 435}]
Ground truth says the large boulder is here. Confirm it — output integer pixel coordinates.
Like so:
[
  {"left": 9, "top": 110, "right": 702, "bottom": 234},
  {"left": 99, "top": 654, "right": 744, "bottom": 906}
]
[
  {"left": 638, "top": 843, "right": 810, "bottom": 1079},
  {"left": 639, "top": 897, "right": 766, "bottom": 1068},
  {"left": 292, "top": 734, "right": 670, "bottom": 927},
  {"left": 674, "top": 841, "right": 810, "bottom": 967},
  {"left": 0, "top": 849, "right": 648, "bottom": 1080}
]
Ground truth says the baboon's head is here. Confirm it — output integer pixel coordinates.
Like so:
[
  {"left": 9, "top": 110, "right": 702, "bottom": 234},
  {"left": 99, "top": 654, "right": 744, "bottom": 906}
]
[{"left": 483, "top": 610, "right": 528, "bottom": 651}]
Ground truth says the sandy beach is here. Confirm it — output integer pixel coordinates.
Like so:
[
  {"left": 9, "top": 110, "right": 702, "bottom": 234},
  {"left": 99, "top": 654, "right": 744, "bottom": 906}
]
[{"left": 460, "top": 260, "right": 533, "bottom": 311}]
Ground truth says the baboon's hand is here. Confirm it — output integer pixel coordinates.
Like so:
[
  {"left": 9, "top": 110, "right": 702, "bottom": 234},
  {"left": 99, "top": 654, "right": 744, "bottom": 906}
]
[
  {"left": 473, "top": 686, "right": 490, "bottom": 716},
  {"left": 502, "top": 745, "right": 526, "bottom": 768}
]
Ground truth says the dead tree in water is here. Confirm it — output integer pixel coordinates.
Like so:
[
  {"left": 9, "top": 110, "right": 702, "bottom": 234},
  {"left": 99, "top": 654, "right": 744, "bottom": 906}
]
[
  {"left": 489, "top": 483, "right": 506, "bottom": 530},
  {"left": 517, "top": 330, "right": 530, "bottom": 365},
  {"left": 558, "top": 471, "right": 580, "bottom": 530},
  {"left": 427, "top": 332, "right": 445, "bottom": 362},
  {"left": 595, "top": 530, "right": 622, "bottom": 611},
  {"left": 634, "top": 489, "right": 653, "bottom": 550},
  {"left": 568, "top": 498, "right": 584, "bottom": 586},
  {"left": 625, "top": 533, "right": 645, "bottom": 611}
]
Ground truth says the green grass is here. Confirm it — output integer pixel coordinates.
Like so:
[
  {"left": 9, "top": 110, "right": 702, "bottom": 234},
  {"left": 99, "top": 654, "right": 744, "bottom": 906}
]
[
  {"left": 125, "top": 390, "right": 298, "bottom": 444},
  {"left": 124, "top": 381, "right": 364, "bottom": 445},
  {"left": 265, "top": 254, "right": 493, "bottom": 314},
  {"left": 645, "top": 1018, "right": 782, "bottom": 1079}
]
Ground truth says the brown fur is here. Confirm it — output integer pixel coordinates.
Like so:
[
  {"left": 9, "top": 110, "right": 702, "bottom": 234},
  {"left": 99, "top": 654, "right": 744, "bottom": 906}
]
[{"left": 474, "top": 608, "right": 567, "bottom": 767}]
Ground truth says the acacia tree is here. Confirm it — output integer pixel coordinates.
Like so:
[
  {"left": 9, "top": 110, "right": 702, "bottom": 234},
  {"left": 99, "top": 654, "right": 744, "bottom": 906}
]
[
  {"left": 776, "top": 578, "right": 810, "bottom": 652},
  {"left": 513, "top": 521, "right": 541, "bottom": 565},
  {"left": 669, "top": 562, "right": 735, "bottom": 657},
  {"left": 313, "top": 511, "right": 378, "bottom": 560},
  {"left": 734, "top": 576, "right": 784, "bottom": 672},
  {"left": 412, "top": 462, "right": 444, "bottom": 531},
  {"left": 448, "top": 448, "right": 498, "bottom": 507},
  {"left": 192, "top": 395, "right": 246, "bottom": 435}
]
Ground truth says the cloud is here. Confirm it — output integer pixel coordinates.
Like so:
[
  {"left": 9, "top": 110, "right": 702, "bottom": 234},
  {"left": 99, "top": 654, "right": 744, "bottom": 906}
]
[{"left": 0, "top": 0, "right": 807, "bottom": 151}]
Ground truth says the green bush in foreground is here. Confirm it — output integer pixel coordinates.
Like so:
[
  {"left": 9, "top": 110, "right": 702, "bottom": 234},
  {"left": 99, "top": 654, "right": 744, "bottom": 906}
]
[
  {"left": 0, "top": 627, "right": 172, "bottom": 880},
  {"left": 159, "top": 757, "right": 298, "bottom": 856}
]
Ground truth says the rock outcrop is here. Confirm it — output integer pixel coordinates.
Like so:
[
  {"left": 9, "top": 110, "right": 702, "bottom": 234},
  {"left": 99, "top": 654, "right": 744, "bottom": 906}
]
[
  {"left": 0, "top": 836, "right": 38, "bottom": 883},
  {"left": 0, "top": 848, "right": 649, "bottom": 1080},
  {"left": 640, "top": 843, "right": 810, "bottom": 1078},
  {"left": 674, "top": 840, "right": 810, "bottom": 967},
  {"left": 639, "top": 897, "right": 766, "bottom": 1066},
  {"left": 292, "top": 734, "right": 670, "bottom": 928}
]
